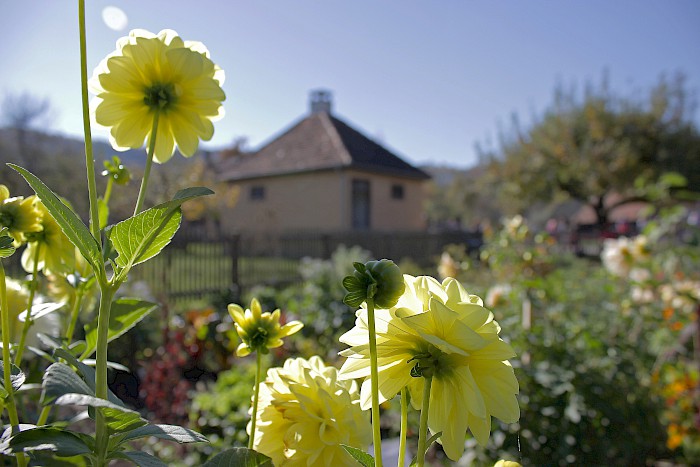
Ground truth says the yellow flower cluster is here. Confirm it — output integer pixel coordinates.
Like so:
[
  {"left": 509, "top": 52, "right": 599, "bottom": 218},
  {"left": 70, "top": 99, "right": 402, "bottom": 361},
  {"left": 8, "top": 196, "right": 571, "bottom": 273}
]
[
  {"left": 252, "top": 356, "right": 372, "bottom": 466},
  {"left": 228, "top": 298, "right": 303, "bottom": 356},
  {"left": 339, "top": 275, "right": 520, "bottom": 460}
]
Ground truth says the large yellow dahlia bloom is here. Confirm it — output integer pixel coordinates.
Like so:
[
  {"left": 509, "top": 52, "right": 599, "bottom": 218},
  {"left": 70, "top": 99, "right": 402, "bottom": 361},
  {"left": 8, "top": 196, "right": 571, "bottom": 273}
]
[
  {"left": 253, "top": 356, "right": 372, "bottom": 466},
  {"left": 91, "top": 29, "right": 225, "bottom": 163},
  {"left": 339, "top": 275, "right": 519, "bottom": 460}
]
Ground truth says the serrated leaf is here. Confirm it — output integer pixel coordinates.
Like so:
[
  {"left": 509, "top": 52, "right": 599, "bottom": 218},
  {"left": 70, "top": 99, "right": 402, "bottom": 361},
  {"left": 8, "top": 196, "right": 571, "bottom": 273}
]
[
  {"left": 0, "top": 229, "right": 15, "bottom": 258},
  {"left": 8, "top": 164, "right": 102, "bottom": 271},
  {"left": 82, "top": 298, "right": 158, "bottom": 358},
  {"left": 119, "top": 424, "right": 207, "bottom": 444},
  {"left": 115, "top": 451, "right": 167, "bottom": 467},
  {"left": 107, "top": 187, "right": 213, "bottom": 272},
  {"left": 201, "top": 448, "right": 273, "bottom": 467},
  {"left": 103, "top": 408, "right": 147, "bottom": 433},
  {"left": 341, "top": 445, "right": 375, "bottom": 467},
  {"left": 8, "top": 427, "right": 92, "bottom": 457},
  {"left": 41, "top": 362, "right": 93, "bottom": 405},
  {"left": 0, "top": 360, "right": 26, "bottom": 392}
]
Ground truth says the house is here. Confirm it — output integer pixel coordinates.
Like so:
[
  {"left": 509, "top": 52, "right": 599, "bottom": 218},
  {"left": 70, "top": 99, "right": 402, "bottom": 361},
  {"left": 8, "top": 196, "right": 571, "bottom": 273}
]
[{"left": 217, "top": 90, "right": 431, "bottom": 235}]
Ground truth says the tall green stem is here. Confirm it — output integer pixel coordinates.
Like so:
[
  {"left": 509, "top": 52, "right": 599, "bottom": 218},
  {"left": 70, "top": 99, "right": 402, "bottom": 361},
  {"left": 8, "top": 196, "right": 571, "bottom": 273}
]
[
  {"left": 78, "top": 0, "right": 101, "bottom": 243},
  {"left": 416, "top": 375, "right": 433, "bottom": 467},
  {"left": 65, "top": 290, "right": 85, "bottom": 342},
  {"left": 397, "top": 387, "right": 408, "bottom": 467},
  {"left": 133, "top": 112, "right": 160, "bottom": 216},
  {"left": 14, "top": 244, "right": 40, "bottom": 365},
  {"left": 94, "top": 285, "right": 116, "bottom": 466},
  {"left": 249, "top": 350, "right": 262, "bottom": 449},
  {"left": 1, "top": 263, "right": 28, "bottom": 467},
  {"left": 366, "top": 298, "right": 384, "bottom": 467}
]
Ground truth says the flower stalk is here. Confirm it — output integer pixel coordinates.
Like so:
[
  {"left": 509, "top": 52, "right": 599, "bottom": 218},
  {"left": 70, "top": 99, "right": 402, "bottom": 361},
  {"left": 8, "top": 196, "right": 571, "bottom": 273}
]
[
  {"left": 249, "top": 350, "right": 262, "bottom": 449},
  {"left": 78, "top": 0, "right": 101, "bottom": 243},
  {"left": 133, "top": 112, "right": 160, "bottom": 215},
  {"left": 366, "top": 297, "right": 384, "bottom": 467},
  {"left": 398, "top": 387, "right": 408, "bottom": 467},
  {"left": 416, "top": 374, "right": 433, "bottom": 467},
  {"left": 1, "top": 263, "right": 28, "bottom": 467},
  {"left": 94, "top": 284, "right": 116, "bottom": 466},
  {"left": 14, "top": 244, "right": 41, "bottom": 365}
]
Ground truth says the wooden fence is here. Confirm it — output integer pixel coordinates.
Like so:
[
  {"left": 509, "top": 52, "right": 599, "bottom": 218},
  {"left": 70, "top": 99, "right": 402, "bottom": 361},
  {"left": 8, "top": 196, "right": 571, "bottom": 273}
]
[{"left": 4, "top": 228, "right": 482, "bottom": 307}]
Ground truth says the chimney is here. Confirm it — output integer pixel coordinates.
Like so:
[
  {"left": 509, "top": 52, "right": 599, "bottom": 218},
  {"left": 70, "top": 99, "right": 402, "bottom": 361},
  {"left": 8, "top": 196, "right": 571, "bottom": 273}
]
[{"left": 309, "top": 89, "right": 332, "bottom": 114}]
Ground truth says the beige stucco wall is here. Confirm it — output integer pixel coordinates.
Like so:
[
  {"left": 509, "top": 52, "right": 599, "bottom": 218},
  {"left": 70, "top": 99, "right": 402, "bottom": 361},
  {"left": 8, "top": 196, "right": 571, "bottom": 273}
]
[
  {"left": 342, "top": 170, "right": 426, "bottom": 231},
  {"left": 220, "top": 169, "right": 427, "bottom": 233}
]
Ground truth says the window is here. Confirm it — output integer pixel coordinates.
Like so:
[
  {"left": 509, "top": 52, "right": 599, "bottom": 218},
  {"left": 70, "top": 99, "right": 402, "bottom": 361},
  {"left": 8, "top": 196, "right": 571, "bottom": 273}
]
[
  {"left": 250, "top": 185, "right": 265, "bottom": 200},
  {"left": 391, "top": 184, "right": 404, "bottom": 200}
]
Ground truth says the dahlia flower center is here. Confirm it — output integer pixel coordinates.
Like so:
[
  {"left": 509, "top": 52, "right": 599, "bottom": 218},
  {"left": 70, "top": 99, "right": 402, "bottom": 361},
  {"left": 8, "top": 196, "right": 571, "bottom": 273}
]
[{"left": 143, "top": 82, "right": 176, "bottom": 110}]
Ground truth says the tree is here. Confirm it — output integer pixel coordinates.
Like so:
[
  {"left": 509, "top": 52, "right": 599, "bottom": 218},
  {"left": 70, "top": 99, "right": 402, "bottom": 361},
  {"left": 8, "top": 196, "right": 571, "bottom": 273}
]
[{"left": 482, "top": 74, "right": 700, "bottom": 225}]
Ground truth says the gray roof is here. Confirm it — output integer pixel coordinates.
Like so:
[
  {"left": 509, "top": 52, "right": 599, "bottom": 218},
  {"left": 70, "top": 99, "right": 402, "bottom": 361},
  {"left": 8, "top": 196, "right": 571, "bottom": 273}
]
[{"left": 218, "top": 112, "right": 430, "bottom": 182}]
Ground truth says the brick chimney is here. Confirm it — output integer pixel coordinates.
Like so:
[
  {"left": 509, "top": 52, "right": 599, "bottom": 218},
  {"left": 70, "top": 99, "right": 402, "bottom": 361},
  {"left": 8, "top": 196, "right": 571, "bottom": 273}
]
[{"left": 309, "top": 89, "right": 332, "bottom": 114}]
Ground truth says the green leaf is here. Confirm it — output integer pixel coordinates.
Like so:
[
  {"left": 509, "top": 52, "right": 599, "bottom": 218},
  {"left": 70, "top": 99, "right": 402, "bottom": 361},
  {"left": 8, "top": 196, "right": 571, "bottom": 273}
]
[
  {"left": 41, "top": 362, "right": 93, "bottom": 405},
  {"left": 119, "top": 424, "right": 208, "bottom": 444},
  {"left": 103, "top": 408, "right": 147, "bottom": 433},
  {"left": 0, "top": 228, "right": 15, "bottom": 258},
  {"left": 51, "top": 349, "right": 125, "bottom": 408},
  {"left": 201, "top": 448, "right": 273, "bottom": 467},
  {"left": 114, "top": 451, "right": 167, "bottom": 467},
  {"left": 107, "top": 186, "right": 213, "bottom": 272},
  {"left": 341, "top": 445, "right": 375, "bottom": 467},
  {"left": 82, "top": 298, "right": 158, "bottom": 358},
  {"left": 0, "top": 360, "right": 26, "bottom": 392},
  {"left": 8, "top": 427, "right": 92, "bottom": 457},
  {"left": 8, "top": 164, "right": 103, "bottom": 271},
  {"left": 53, "top": 393, "right": 139, "bottom": 416}
]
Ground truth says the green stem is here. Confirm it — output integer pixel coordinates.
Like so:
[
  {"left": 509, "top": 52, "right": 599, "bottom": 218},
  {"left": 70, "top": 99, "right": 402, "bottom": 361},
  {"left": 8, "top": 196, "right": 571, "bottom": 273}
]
[
  {"left": 1, "top": 264, "right": 28, "bottom": 467},
  {"left": 14, "top": 244, "right": 41, "bottom": 366},
  {"left": 366, "top": 298, "right": 383, "bottom": 467},
  {"left": 65, "top": 290, "right": 85, "bottom": 342},
  {"left": 249, "top": 350, "right": 262, "bottom": 449},
  {"left": 416, "top": 375, "right": 433, "bottom": 467},
  {"left": 36, "top": 405, "right": 52, "bottom": 426},
  {"left": 397, "top": 387, "right": 408, "bottom": 467},
  {"left": 133, "top": 112, "right": 160, "bottom": 216},
  {"left": 94, "top": 285, "right": 116, "bottom": 466},
  {"left": 78, "top": 0, "right": 101, "bottom": 243},
  {"left": 103, "top": 178, "right": 114, "bottom": 206}
]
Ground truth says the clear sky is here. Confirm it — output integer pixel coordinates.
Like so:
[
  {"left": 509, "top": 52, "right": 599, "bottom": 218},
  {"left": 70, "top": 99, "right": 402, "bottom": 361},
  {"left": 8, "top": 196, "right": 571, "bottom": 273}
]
[{"left": 1, "top": 1, "right": 699, "bottom": 168}]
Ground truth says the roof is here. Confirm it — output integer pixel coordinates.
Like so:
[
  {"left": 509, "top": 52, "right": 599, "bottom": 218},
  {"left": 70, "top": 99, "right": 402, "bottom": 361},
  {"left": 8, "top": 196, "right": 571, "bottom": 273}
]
[{"left": 218, "top": 112, "right": 430, "bottom": 182}]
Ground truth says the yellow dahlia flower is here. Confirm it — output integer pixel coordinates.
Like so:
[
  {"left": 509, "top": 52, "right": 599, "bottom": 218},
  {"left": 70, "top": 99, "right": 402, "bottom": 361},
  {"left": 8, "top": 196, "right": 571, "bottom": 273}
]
[
  {"left": 253, "top": 356, "right": 372, "bottom": 466},
  {"left": 91, "top": 29, "right": 225, "bottom": 163},
  {"left": 0, "top": 185, "right": 41, "bottom": 245},
  {"left": 228, "top": 298, "right": 302, "bottom": 357},
  {"left": 493, "top": 460, "right": 522, "bottom": 467},
  {"left": 22, "top": 199, "right": 75, "bottom": 276},
  {"left": 339, "top": 275, "right": 520, "bottom": 460}
]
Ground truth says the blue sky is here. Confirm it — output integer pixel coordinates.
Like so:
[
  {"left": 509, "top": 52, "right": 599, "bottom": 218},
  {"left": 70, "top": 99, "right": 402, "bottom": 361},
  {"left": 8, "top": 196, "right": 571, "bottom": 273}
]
[{"left": 1, "top": 1, "right": 699, "bottom": 168}]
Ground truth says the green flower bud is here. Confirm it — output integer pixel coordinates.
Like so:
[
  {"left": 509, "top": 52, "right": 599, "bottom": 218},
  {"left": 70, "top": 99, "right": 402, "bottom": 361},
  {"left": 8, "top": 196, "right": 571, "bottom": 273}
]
[
  {"left": 342, "top": 259, "right": 405, "bottom": 309},
  {"left": 102, "top": 156, "right": 132, "bottom": 185}
]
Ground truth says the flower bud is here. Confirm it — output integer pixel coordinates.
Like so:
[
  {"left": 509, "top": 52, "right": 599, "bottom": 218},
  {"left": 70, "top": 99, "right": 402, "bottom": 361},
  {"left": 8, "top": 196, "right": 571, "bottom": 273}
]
[{"left": 342, "top": 259, "right": 404, "bottom": 309}]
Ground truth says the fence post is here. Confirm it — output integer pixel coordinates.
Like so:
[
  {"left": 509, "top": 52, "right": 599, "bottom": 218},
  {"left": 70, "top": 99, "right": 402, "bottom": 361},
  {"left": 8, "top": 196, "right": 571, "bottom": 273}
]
[{"left": 230, "top": 234, "right": 240, "bottom": 295}]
